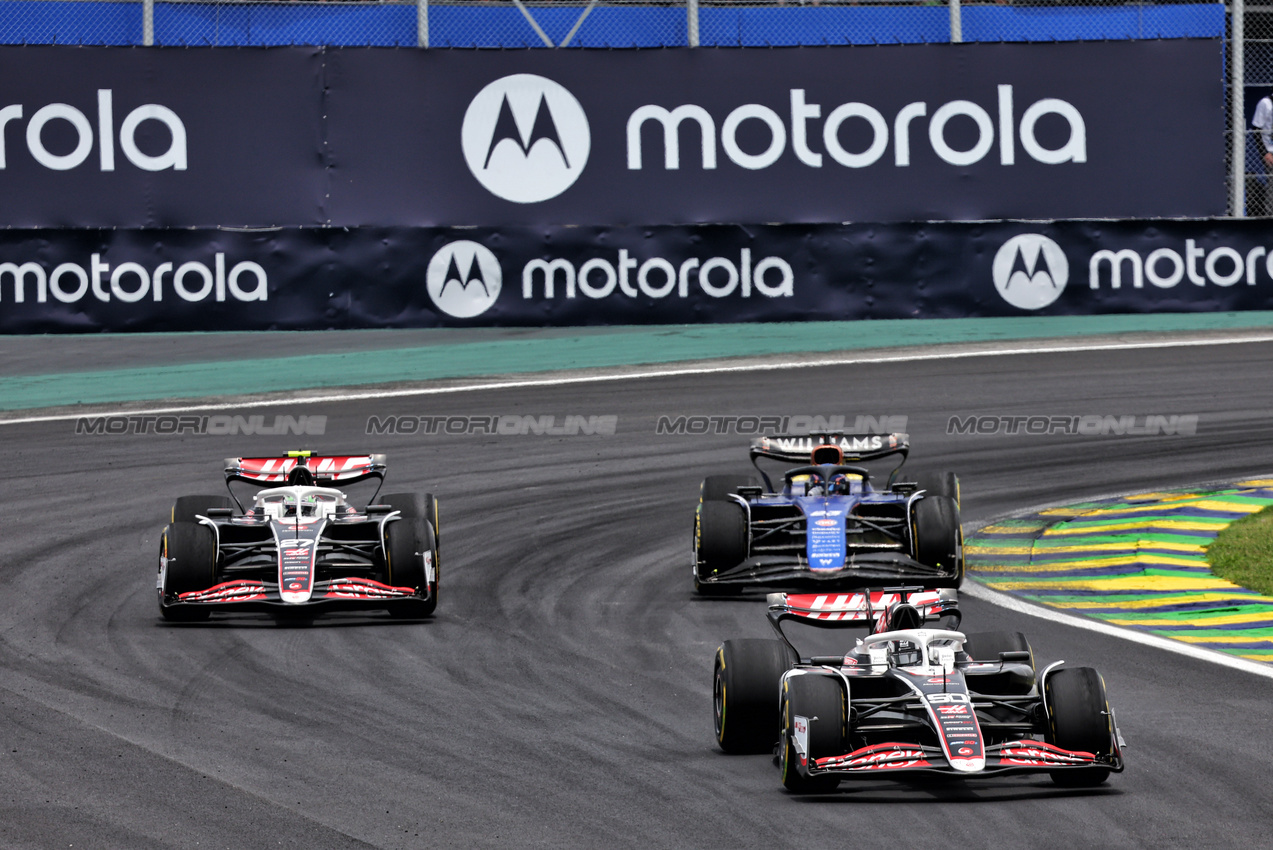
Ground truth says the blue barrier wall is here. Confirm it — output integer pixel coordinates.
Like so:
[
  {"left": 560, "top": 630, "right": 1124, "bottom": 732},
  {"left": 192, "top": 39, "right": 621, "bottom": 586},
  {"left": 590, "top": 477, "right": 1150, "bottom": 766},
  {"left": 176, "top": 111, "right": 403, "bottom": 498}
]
[{"left": 0, "top": 2, "right": 1225, "bottom": 48}]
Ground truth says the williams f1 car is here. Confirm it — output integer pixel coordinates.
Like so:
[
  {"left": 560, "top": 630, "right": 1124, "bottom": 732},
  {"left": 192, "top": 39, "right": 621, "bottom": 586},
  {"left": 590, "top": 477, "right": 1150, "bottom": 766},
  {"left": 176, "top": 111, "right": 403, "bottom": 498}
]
[
  {"left": 712, "top": 589, "right": 1125, "bottom": 792},
  {"left": 693, "top": 433, "right": 962, "bottom": 594},
  {"left": 157, "top": 452, "right": 439, "bottom": 621}
]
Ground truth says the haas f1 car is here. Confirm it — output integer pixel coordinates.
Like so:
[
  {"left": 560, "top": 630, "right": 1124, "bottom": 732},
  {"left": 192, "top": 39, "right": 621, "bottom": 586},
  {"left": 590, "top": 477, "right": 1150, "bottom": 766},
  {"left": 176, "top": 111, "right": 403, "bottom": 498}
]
[
  {"left": 157, "top": 452, "right": 439, "bottom": 621},
  {"left": 694, "top": 433, "right": 962, "bottom": 594},
  {"left": 713, "top": 589, "right": 1125, "bottom": 792}
]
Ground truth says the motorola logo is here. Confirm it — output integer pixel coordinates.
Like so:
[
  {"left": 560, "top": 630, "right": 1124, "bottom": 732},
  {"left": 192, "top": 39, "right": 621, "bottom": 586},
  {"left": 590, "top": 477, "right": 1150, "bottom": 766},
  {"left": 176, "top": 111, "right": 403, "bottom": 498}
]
[
  {"left": 992, "top": 234, "right": 1068, "bottom": 310},
  {"left": 426, "top": 241, "right": 502, "bottom": 318},
  {"left": 461, "top": 74, "right": 590, "bottom": 204}
]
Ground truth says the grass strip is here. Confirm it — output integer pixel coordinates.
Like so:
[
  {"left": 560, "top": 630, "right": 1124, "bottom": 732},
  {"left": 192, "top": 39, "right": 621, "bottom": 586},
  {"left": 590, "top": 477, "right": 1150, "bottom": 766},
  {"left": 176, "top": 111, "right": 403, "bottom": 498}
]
[{"left": 1207, "top": 504, "right": 1273, "bottom": 597}]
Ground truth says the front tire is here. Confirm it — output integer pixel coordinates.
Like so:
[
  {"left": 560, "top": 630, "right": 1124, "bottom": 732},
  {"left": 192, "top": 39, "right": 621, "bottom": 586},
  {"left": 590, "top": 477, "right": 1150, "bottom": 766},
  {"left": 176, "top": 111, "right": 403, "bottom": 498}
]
[
  {"left": 912, "top": 494, "right": 962, "bottom": 586},
  {"left": 713, "top": 639, "right": 796, "bottom": 754},
  {"left": 779, "top": 674, "right": 844, "bottom": 793},
  {"left": 1045, "top": 667, "right": 1114, "bottom": 787},
  {"left": 383, "top": 503, "right": 438, "bottom": 619},
  {"left": 158, "top": 521, "right": 216, "bottom": 622},
  {"left": 695, "top": 501, "right": 748, "bottom": 594}
]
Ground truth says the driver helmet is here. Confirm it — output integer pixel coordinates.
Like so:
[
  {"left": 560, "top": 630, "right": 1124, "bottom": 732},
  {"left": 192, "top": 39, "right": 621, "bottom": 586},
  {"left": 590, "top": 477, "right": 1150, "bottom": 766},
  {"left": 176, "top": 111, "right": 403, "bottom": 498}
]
[
  {"left": 889, "top": 639, "right": 924, "bottom": 667},
  {"left": 810, "top": 443, "right": 844, "bottom": 465}
]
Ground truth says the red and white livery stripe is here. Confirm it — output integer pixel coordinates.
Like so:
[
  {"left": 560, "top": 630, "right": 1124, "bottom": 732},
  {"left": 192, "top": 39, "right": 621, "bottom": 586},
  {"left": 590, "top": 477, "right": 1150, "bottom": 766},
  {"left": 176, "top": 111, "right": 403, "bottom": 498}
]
[
  {"left": 781, "top": 591, "right": 945, "bottom": 621},
  {"left": 321, "top": 578, "right": 415, "bottom": 599},
  {"left": 178, "top": 580, "right": 268, "bottom": 603},
  {"left": 234, "top": 455, "right": 380, "bottom": 483},
  {"left": 817, "top": 742, "right": 933, "bottom": 771}
]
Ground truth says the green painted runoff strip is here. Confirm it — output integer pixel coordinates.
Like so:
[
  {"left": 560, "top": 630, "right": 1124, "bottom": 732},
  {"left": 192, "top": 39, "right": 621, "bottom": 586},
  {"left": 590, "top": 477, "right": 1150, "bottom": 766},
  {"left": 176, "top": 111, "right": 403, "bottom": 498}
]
[{"left": 4, "top": 312, "right": 1273, "bottom": 411}]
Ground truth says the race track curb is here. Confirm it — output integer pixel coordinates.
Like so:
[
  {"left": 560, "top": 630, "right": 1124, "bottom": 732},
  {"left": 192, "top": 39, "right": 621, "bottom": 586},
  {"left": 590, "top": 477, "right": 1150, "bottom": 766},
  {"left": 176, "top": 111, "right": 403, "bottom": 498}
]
[{"left": 967, "top": 480, "right": 1273, "bottom": 664}]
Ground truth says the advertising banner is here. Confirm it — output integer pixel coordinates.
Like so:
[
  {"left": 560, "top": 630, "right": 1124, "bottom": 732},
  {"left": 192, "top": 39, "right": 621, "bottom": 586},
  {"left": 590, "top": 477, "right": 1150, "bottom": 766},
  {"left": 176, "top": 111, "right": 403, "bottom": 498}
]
[
  {"left": 0, "top": 40, "right": 1222, "bottom": 228},
  {"left": 1, "top": 219, "right": 1271, "bottom": 332},
  {"left": 0, "top": 46, "right": 325, "bottom": 228}
]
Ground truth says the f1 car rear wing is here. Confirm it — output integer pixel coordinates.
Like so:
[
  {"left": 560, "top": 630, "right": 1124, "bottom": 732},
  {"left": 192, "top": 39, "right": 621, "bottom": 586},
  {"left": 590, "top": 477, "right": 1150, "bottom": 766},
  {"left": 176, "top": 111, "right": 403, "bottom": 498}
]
[
  {"left": 749, "top": 432, "right": 909, "bottom": 489},
  {"left": 766, "top": 587, "right": 959, "bottom": 630},
  {"left": 750, "top": 432, "right": 909, "bottom": 465},
  {"left": 224, "top": 452, "right": 388, "bottom": 487}
]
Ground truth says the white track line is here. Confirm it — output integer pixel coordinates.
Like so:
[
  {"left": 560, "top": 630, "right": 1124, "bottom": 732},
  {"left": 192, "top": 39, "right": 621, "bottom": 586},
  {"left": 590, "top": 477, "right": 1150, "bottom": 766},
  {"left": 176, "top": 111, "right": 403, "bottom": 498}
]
[
  {"left": 4, "top": 330, "right": 1273, "bottom": 426},
  {"left": 961, "top": 580, "right": 1273, "bottom": 680}
]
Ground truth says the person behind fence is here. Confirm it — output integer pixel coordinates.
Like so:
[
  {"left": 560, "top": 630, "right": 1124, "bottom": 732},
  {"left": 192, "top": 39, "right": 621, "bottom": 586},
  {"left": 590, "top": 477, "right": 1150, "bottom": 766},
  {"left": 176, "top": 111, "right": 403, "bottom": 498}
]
[{"left": 1252, "top": 89, "right": 1273, "bottom": 216}]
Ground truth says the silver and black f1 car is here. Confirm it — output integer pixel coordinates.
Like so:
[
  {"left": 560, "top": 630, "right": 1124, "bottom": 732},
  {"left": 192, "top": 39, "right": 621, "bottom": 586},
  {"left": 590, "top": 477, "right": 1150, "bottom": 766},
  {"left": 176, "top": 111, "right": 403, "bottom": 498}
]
[
  {"left": 713, "top": 589, "right": 1125, "bottom": 792},
  {"left": 693, "top": 433, "right": 962, "bottom": 594},
  {"left": 157, "top": 452, "right": 439, "bottom": 621}
]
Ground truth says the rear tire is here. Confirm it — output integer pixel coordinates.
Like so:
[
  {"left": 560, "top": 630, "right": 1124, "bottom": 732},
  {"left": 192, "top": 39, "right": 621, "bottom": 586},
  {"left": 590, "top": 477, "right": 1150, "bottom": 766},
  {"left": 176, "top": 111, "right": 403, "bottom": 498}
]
[
  {"left": 963, "top": 631, "right": 1035, "bottom": 670},
  {"left": 159, "top": 522, "right": 216, "bottom": 622},
  {"left": 172, "top": 495, "right": 233, "bottom": 524},
  {"left": 713, "top": 639, "right": 796, "bottom": 754},
  {"left": 384, "top": 506, "right": 438, "bottom": 619},
  {"left": 422, "top": 492, "right": 440, "bottom": 548},
  {"left": 701, "top": 474, "right": 761, "bottom": 502},
  {"left": 913, "top": 495, "right": 962, "bottom": 586},
  {"left": 1045, "top": 667, "right": 1113, "bottom": 787},
  {"left": 695, "top": 501, "right": 748, "bottom": 594},
  {"left": 381, "top": 492, "right": 424, "bottom": 519},
  {"left": 780, "top": 674, "right": 844, "bottom": 793}
]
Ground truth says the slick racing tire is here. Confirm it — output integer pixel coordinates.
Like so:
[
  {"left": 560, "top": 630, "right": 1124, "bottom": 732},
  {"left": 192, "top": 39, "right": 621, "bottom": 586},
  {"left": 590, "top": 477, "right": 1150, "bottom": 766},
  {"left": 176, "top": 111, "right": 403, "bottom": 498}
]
[
  {"left": 159, "top": 521, "right": 217, "bottom": 622},
  {"left": 381, "top": 492, "right": 425, "bottom": 520},
  {"left": 962, "top": 631, "right": 1036, "bottom": 671},
  {"left": 171, "top": 495, "right": 234, "bottom": 524},
  {"left": 912, "top": 494, "right": 963, "bottom": 587},
  {"left": 780, "top": 674, "right": 844, "bottom": 794},
  {"left": 916, "top": 471, "right": 961, "bottom": 509},
  {"left": 714, "top": 639, "right": 797, "bottom": 754},
  {"left": 422, "top": 492, "right": 440, "bottom": 548},
  {"left": 695, "top": 500, "right": 748, "bottom": 595},
  {"left": 700, "top": 474, "right": 762, "bottom": 502},
  {"left": 962, "top": 632, "right": 1037, "bottom": 711},
  {"left": 381, "top": 491, "right": 442, "bottom": 602},
  {"left": 383, "top": 498, "right": 438, "bottom": 618},
  {"left": 1045, "top": 667, "right": 1114, "bottom": 787}
]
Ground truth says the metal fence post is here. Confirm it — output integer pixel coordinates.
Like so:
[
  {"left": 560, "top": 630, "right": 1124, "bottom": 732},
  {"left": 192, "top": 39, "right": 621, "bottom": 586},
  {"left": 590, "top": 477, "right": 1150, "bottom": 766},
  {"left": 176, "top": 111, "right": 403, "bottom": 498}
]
[
  {"left": 949, "top": 0, "right": 962, "bottom": 44},
  {"left": 687, "top": 0, "right": 699, "bottom": 48},
  {"left": 1231, "top": 0, "right": 1245, "bottom": 216},
  {"left": 417, "top": 0, "right": 428, "bottom": 48},
  {"left": 143, "top": 0, "right": 154, "bottom": 46}
]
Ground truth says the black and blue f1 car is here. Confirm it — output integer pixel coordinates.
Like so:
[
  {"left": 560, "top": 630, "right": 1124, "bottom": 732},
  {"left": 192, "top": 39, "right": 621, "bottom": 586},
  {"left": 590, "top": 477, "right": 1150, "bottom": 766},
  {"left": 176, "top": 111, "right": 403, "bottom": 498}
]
[
  {"left": 693, "top": 433, "right": 962, "bottom": 594},
  {"left": 713, "top": 589, "right": 1126, "bottom": 792},
  {"left": 157, "top": 452, "right": 439, "bottom": 621}
]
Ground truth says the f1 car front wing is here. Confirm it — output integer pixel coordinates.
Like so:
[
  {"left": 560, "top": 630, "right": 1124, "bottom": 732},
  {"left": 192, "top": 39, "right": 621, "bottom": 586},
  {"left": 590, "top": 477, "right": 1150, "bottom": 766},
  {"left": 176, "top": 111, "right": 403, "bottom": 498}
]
[
  {"left": 808, "top": 739, "right": 1125, "bottom": 779},
  {"left": 699, "top": 552, "right": 953, "bottom": 590}
]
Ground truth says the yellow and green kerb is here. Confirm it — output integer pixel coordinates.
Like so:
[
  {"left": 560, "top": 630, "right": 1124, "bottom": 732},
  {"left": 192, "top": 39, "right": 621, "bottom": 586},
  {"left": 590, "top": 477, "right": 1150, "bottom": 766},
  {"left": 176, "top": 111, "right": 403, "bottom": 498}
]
[{"left": 967, "top": 480, "right": 1273, "bottom": 664}]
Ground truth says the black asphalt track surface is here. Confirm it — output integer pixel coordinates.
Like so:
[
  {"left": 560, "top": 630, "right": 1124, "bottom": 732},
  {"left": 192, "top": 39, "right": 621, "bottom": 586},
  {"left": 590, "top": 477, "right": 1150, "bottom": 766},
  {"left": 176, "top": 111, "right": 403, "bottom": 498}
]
[{"left": 3, "top": 341, "right": 1273, "bottom": 848}]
